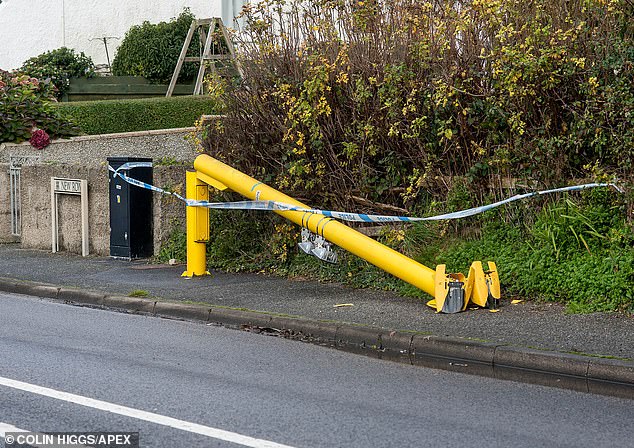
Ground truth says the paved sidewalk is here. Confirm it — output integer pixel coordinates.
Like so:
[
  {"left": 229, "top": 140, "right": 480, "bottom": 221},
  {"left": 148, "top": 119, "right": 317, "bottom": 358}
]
[{"left": 1, "top": 243, "right": 632, "bottom": 361}]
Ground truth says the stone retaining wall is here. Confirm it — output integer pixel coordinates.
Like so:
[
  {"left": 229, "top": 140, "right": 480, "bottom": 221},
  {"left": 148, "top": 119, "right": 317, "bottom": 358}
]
[
  {"left": 19, "top": 165, "right": 187, "bottom": 256},
  {"left": 0, "top": 128, "right": 198, "bottom": 165},
  {"left": 0, "top": 129, "right": 196, "bottom": 256}
]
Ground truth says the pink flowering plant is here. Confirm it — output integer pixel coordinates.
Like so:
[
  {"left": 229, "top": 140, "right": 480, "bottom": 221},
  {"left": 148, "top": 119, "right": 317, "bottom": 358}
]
[
  {"left": 0, "top": 69, "right": 78, "bottom": 144},
  {"left": 29, "top": 129, "right": 51, "bottom": 149}
]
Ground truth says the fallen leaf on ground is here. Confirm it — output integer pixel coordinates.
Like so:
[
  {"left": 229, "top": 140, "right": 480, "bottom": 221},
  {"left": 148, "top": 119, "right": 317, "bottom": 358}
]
[
  {"left": 511, "top": 299, "right": 524, "bottom": 304},
  {"left": 489, "top": 309, "right": 501, "bottom": 313}
]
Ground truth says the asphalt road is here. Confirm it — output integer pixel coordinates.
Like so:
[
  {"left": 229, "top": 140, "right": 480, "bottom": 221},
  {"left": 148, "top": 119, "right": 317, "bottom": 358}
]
[{"left": 0, "top": 292, "right": 632, "bottom": 448}]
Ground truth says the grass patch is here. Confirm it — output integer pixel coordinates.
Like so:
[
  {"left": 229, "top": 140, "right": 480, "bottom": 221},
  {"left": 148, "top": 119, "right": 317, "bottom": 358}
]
[{"left": 128, "top": 289, "right": 150, "bottom": 298}]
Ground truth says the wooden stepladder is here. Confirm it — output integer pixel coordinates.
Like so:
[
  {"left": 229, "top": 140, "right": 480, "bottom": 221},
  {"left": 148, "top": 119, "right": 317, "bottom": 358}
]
[{"left": 166, "top": 18, "right": 241, "bottom": 97}]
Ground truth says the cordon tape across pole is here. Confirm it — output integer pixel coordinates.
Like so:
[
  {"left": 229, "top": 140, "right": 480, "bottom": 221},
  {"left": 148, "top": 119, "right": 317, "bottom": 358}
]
[{"left": 109, "top": 162, "right": 623, "bottom": 224}]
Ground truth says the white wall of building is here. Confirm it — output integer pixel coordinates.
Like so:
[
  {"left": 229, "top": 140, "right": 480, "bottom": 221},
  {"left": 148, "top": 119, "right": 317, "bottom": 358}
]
[{"left": 0, "top": 0, "right": 245, "bottom": 70}]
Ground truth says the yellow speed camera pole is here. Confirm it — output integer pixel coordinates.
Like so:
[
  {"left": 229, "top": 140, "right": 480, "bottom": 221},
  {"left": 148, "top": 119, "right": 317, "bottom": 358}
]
[
  {"left": 182, "top": 170, "right": 210, "bottom": 277},
  {"left": 192, "top": 154, "right": 436, "bottom": 295},
  {"left": 185, "top": 154, "right": 500, "bottom": 313}
]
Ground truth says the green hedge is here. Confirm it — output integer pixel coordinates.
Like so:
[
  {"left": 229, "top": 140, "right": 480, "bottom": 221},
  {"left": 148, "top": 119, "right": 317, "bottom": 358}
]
[
  {"left": 19, "top": 47, "right": 95, "bottom": 99},
  {"left": 111, "top": 9, "right": 197, "bottom": 83},
  {"left": 55, "top": 96, "right": 217, "bottom": 134}
]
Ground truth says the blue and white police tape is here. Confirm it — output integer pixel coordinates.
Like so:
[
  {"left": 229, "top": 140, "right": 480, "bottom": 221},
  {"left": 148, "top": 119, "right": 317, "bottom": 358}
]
[
  {"left": 109, "top": 162, "right": 187, "bottom": 202},
  {"left": 108, "top": 162, "right": 623, "bottom": 223}
]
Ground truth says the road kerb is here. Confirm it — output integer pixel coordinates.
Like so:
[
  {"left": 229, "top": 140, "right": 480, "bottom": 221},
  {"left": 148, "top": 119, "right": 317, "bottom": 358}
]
[
  {"left": 58, "top": 288, "right": 107, "bottom": 306},
  {"left": 493, "top": 346, "right": 591, "bottom": 393},
  {"left": 21, "top": 284, "right": 61, "bottom": 300},
  {"left": 587, "top": 358, "right": 634, "bottom": 399},
  {"left": 0, "top": 278, "right": 59, "bottom": 299},
  {"left": 207, "top": 306, "right": 273, "bottom": 330},
  {"left": 376, "top": 330, "right": 414, "bottom": 362},
  {"left": 334, "top": 325, "right": 382, "bottom": 355},
  {"left": 410, "top": 334, "right": 496, "bottom": 377},
  {"left": 100, "top": 295, "right": 158, "bottom": 314},
  {"left": 269, "top": 317, "right": 338, "bottom": 346},
  {"left": 153, "top": 301, "right": 210, "bottom": 321},
  {"left": 0, "top": 277, "right": 632, "bottom": 399}
]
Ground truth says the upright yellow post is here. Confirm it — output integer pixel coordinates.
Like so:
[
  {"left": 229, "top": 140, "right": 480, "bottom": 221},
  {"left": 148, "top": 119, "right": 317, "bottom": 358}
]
[{"left": 182, "top": 170, "right": 210, "bottom": 277}]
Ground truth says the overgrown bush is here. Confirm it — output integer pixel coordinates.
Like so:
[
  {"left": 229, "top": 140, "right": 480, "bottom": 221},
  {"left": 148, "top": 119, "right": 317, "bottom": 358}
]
[
  {"left": 203, "top": 0, "right": 633, "bottom": 212},
  {"left": 0, "top": 70, "right": 79, "bottom": 143},
  {"left": 19, "top": 47, "right": 95, "bottom": 99},
  {"left": 436, "top": 193, "right": 634, "bottom": 313},
  {"left": 157, "top": 225, "right": 188, "bottom": 263},
  {"left": 187, "top": 0, "right": 634, "bottom": 313},
  {"left": 55, "top": 95, "right": 218, "bottom": 134},
  {"left": 111, "top": 9, "right": 198, "bottom": 83}
]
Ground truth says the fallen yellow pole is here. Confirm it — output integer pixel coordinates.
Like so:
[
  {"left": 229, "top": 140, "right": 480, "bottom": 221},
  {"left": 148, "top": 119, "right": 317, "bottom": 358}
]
[{"left": 193, "top": 154, "right": 436, "bottom": 296}]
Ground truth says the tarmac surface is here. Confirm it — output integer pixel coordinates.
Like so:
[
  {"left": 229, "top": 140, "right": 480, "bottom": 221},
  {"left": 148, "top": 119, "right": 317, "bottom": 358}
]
[
  {"left": 1, "top": 243, "right": 632, "bottom": 397},
  {"left": 3, "top": 293, "right": 632, "bottom": 448}
]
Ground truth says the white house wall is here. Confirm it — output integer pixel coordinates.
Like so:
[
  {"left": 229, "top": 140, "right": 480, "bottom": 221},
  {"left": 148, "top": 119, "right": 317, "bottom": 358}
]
[{"left": 0, "top": 0, "right": 246, "bottom": 70}]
